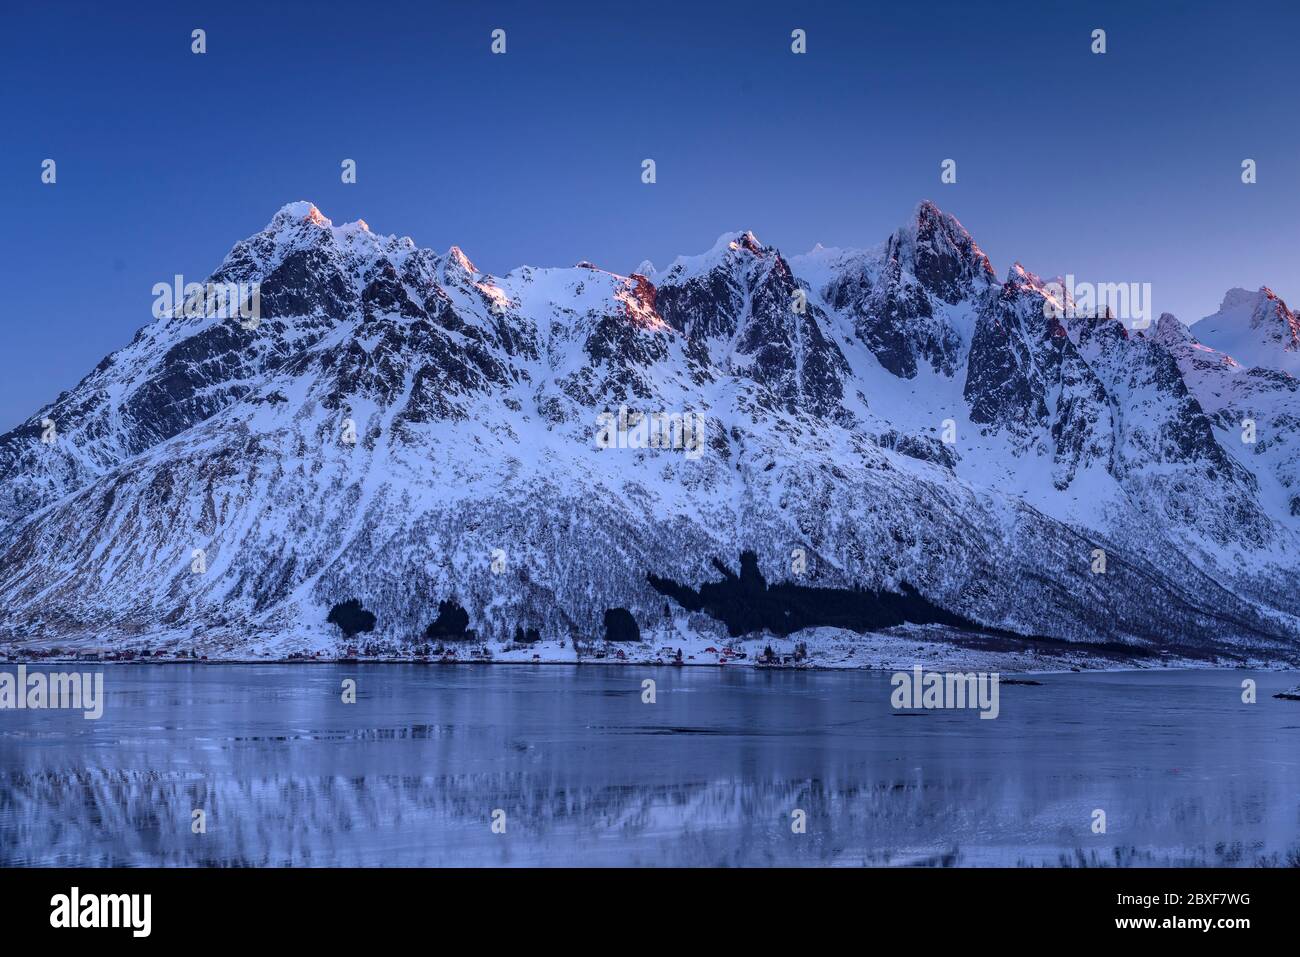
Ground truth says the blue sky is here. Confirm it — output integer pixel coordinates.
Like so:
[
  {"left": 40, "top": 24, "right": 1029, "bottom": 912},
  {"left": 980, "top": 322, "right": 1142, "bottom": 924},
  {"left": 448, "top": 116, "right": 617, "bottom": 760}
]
[{"left": 2, "top": 0, "right": 1298, "bottom": 430}]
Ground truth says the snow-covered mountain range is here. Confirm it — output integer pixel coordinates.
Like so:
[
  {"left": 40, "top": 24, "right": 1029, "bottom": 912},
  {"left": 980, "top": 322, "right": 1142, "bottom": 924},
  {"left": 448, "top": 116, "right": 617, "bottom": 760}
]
[{"left": 1, "top": 201, "right": 1297, "bottom": 663}]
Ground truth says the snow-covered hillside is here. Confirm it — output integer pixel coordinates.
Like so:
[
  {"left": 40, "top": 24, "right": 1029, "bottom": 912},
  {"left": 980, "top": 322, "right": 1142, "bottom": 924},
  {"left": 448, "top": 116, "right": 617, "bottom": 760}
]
[
  {"left": 1193, "top": 287, "right": 1300, "bottom": 377},
  {"left": 1, "top": 201, "right": 1297, "bottom": 663}
]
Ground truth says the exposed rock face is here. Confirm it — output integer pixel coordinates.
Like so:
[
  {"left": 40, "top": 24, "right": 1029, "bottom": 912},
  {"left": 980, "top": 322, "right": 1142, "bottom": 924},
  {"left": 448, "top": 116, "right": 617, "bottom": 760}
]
[
  {"left": 652, "top": 231, "right": 851, "bottom": 419},
  {"left": 0, "top": 201, "right": 1296, "bottom": 660},
  {"left": 814, "top": 202, "right": 995, "bottom": 380}
]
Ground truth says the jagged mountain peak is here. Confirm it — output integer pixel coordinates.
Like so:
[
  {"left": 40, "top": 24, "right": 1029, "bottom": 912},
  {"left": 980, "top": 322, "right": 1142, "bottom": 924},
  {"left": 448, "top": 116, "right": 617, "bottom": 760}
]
[
  {"left": 1218, "top": 286, "right": 1269, "bottom": 311},
  {"left": 656, "top": 229, "right": 773, "bottom": 284},
  {"left": 889, "top": 200, "right": 997, "bottom": 303},
  {"left": 1005, "top": 261, "right": 1046, "bottom": 288},
  {"left": 214, "top": 202, "right": 427, "bottom": 297},
  {"left": 1154, "top": 311, "right": 1191, "bottom": 342},
  {"left": 909, "top": 198, "right": 971, "bottom": 239},
  {"left": 268, "top": 200, "right": 331, "bottom": 229},
  {"left": 1211, "top": 286, "right": 1295, "bottom": 333},
  {"left": 265, "top": 201, "right": 371, "bottom": 235},
  {"left": 1194, "top": 285, "right": 1300, "bottom": 374},
  {"left": 260, "top": 202, "right": 402, "bottom": 253},
  {"left": 709, "top": 228, "right": 765, "bottom": 252},
  {"left": 444, "top": 245, "right": 480, "bottom": 275},
  {"left": 1001, "top": 263, "right": 1074, "bottom": 323}
]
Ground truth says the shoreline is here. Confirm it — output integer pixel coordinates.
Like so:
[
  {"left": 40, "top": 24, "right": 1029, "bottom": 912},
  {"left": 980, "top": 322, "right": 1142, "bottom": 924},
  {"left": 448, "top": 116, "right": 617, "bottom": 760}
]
[
  {"left": 6, "top": 622, "right": 1296, "bottom": 675},
  {"left": 1, "top": 656, "right": 1295, "bottom": 676}
]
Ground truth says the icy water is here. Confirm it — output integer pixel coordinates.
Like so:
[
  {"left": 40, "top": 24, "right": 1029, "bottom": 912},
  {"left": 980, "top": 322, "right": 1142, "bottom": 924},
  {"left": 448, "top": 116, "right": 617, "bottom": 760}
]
[{"left": 0, "top": 664, "right": 1297, "bottom": 867}]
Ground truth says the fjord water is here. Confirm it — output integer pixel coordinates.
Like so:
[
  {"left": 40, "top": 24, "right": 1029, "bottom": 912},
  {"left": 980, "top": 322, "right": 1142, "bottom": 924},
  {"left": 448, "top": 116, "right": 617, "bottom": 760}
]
[{"left": 0, "top": 665, "right": 1296, "bottom": 867}]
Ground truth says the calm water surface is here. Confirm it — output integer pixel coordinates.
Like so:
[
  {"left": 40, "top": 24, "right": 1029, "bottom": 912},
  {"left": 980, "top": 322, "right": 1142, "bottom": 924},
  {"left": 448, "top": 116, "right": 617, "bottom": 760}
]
[{"left": 1, "top": 664, "right": 1297, "bottom": 866}]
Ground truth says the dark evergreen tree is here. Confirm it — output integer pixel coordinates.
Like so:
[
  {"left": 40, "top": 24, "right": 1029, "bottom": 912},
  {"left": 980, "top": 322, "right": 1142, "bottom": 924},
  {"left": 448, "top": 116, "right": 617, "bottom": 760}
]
[
  {"left": 424, "top": 600, "right": 471, "bottom": 641},
  {"left": 603, "top": 607, "right": 640, "bottom": 643},
  {"left": 327, "top": 599, "right": 376, "bottom": 637}
]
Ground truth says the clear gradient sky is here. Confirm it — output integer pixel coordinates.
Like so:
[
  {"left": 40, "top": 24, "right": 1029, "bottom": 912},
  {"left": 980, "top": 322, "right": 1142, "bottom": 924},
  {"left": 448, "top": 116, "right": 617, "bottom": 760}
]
[{"left": 2, "top": 0, "right": 1298, "bottom": 430}]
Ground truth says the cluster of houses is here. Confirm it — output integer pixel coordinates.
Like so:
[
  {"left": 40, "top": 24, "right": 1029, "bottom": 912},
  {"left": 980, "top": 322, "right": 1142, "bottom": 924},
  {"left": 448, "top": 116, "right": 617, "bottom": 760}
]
[
  {"left": 4, "top": 647, "right": 204, "bottom": 662},
  {"left": 644, "top": 644, "right": 749, "bottom": 665},
  {"left": 755, "top": 644, "right": 807, "bottom": 667},
  {"left": 2, "top": 637, "right": 812, "bottom": 667},
  {"left": 334, "top": 644, "right": 495, "bottom": 663}
]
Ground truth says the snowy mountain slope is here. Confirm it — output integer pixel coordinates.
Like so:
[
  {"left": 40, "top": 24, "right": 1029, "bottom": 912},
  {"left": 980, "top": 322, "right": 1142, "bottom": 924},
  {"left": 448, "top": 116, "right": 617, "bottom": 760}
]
[
  {"left": 1192, "top": 287, "right": 1300, "bottom": 376},
  {"left": 0, "top": 202, "right": 1297, "bottom": 661},
  {"left": 1155, "top": 314, "right": 1300, "bottom": 521},
  {"left": 0, "top": 203, "right": 381, "bottom": 524}
]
